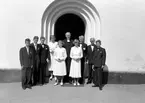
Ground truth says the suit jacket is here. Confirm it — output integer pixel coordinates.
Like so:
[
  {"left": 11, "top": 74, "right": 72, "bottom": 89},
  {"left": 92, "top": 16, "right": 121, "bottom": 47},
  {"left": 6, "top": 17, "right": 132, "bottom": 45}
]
[
  {"left": 19, "top": 46, "right": 34, "bottom": 67},
  {"left": 80, "top": 42, "right": 87, "bottom": 58},
  {"left": 86, "top": 44, "right": 96, "bottom": 64},
  {"left": 30, "top": 43, "right": 41, "bottom": 61},
  {"left": 63, "top": 39, "right": 73, "bottom": 58},
  {"left": 93, "top": 47, "right": 106, "bottom": 67},
  {"left": 39, "top": 44, "right": 50, "bottom": 63}
]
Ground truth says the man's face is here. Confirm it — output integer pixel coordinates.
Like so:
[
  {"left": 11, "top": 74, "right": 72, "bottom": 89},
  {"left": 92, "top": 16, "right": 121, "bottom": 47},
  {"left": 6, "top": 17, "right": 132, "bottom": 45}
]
[
  {"left": 79, "top": 37, "right": 84, "bottom": 42},
  {"left": 65, "top": 33, "right": 71, "bottom": 39},
  {"left": 25, "top": 41, "right": 30, "bottom": 47},
  {"left": 33, "top": 39, "right": 38, "bottom": 44},
  {"left": 40, "top": 39, "right": 45, "bottom": 44},
  {"left": 90, "top": 39, "right": 95, "bottom": 44},
  {"left": 96, "top": 42, "right": 101, "bottom": 47}
]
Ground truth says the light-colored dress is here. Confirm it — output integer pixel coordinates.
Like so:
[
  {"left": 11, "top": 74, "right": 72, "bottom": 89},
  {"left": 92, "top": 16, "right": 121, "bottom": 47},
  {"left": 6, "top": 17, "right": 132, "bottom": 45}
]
[
  {"left": 48, "top": 41, "right": 58, "bottom": 71},
  {"left": 53, "top": 47, "right": 67, "bottom": 76},
  {"left": 69, "top": 46, "right": 83, "bottom": 78}
]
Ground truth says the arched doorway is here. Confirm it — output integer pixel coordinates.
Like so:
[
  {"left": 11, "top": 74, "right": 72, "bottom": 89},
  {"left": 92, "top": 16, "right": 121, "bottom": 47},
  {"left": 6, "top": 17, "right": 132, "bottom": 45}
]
[
  {"left": 42, "top": 0, "right": 100, "bottom": 44},
  {"left": 54, "top": 13, "right": 86, "bottom": 41}
]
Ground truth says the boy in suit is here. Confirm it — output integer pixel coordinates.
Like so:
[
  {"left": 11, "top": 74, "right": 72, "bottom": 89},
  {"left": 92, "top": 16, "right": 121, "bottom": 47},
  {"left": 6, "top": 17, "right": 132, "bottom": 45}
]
[
  {"left": 30, "top": 36, "right": 41, "bottom": 85},
  {"left": 19, "top": 38, "right": 34, "bottom": 90},
  {"left": 39, "top": 37, "right": 51, "bottom": 85},
  {"left": 92, "top": 40, "right": 106, "bottom": 90}
]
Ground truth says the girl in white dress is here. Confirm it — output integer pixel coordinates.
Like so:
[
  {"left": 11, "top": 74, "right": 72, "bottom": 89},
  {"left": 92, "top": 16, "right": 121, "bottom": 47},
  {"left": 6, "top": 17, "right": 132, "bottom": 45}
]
[
  {"left": 69, "top": 39, "right": 83, "bottom": 86},
  {"left": 48, "top": 35, "right": 58, "bottom": 80},
  {"left": 53, "top": 40, "right": 67, "bottom": 86}
]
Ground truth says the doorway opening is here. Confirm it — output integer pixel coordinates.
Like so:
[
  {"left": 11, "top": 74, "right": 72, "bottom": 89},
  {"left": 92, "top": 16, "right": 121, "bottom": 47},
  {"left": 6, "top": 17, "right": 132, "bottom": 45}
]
[{"left": 54, "top": 13, "right": 86, "bottom": 41}]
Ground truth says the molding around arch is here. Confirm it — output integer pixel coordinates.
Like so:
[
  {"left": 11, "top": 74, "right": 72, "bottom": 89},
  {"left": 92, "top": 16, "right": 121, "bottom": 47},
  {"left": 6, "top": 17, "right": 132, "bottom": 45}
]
[{"left": 41, "top": 0, "right": 101, "bottom": 44}]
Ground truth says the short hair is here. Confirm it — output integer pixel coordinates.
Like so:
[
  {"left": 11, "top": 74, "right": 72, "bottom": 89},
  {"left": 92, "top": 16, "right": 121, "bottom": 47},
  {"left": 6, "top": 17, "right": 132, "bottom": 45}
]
[
  {"left": 58, "top": 40, "right": 64, "bottom": 46},
  {"left": 90, "top": 38, "right": 95, "bottom": 42},
  {"left": 25, "top": 38, "right": 31, "bottom": 43},
  {"left": 40, "top": 36, "right": 45, "bottom": 40},
  {"left": 96, "top": 40, "right": 101, "bottom": 45},
  {"left": 50, "top": 35, "right": 55, "bottom": 40},
  {"left": 79, "top": 35, "right": 84, "bottom": 39},
  {"left": 33, "top": 36, "right": 39, "bottom": 40}
]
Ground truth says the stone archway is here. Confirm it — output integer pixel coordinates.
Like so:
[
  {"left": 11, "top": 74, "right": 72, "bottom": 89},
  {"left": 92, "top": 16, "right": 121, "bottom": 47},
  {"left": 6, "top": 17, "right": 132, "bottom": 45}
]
[{"left": 41, "top": 0, "right": 101, "bottom": 44}]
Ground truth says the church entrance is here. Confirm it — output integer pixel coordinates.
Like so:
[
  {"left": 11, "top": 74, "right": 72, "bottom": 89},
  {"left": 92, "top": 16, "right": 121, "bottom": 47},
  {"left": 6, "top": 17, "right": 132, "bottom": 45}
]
[{"left": 54, "top": 13, "right": 85, "bottom": 41}]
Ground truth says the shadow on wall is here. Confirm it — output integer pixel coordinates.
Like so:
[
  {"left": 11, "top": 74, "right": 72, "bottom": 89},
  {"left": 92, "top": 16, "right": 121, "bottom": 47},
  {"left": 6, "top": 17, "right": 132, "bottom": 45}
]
[{"left": 1, "top": 66, "right": 145, "bottom": 84}]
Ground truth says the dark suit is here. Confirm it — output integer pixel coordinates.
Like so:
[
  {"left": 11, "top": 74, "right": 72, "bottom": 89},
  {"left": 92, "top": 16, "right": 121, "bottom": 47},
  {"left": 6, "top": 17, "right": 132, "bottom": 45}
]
[
  {"left": 86, "top": 44, "right": 96, "bottom": 83},
  {"left": 39, "top": 44, "right": 50, "bottom": 84},
  {"left": 63, "top": 39, "right": 73, "bottom": 83},
  {"left": 19, "top": 46, "right": 34, "bottom": 89},
  {"left": 30, "top": 43, "right": 41, "bottom": 85},
  {"left": 93, "top": 47, "right": 106, "bottom": 89},
  {"left": 79, "top": 42, "right": 87, "bottom": 84}
]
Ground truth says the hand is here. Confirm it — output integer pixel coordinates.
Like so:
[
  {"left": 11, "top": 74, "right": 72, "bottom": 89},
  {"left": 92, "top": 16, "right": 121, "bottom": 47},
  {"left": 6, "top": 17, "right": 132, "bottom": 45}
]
[
  {"left": 47, "top": 59, "right": 49, "bottom": 63},
  {"left": 101, "top": 65, "right": 105, "bottom": 69},
  {"left": 92, "top": 65, "right": 95, "bottom": 71},
  {"left": 57, "top": 59, "right": 61, "bottom": 62},
  {"left": 31, "top": 65, "right": 33, "bottom": 68}
]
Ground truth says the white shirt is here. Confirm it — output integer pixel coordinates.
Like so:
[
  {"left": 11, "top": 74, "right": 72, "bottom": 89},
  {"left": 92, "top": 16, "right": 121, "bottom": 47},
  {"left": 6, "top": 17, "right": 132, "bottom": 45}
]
[
  {"left": 91, "top": 45, "right": 94, "bottom": 51},
  {"left": 34, "top": 43, "right": 37, "bottom": 50},
  {"left": 67, "top": 39, "right": 70, "bottom": 42},
  {"left": 26, "top": 47, "right": 29, "bottom": 55}
]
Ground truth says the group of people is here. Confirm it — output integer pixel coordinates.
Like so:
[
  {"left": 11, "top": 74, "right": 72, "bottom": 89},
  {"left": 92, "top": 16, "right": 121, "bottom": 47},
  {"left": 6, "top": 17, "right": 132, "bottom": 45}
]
[{"left": 19, "top": 32, "right": 106, "bottom": 91}]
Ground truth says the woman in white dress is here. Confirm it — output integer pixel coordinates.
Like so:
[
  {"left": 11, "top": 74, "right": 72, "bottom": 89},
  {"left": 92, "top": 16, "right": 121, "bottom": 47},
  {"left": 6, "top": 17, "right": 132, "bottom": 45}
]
[
  {"left": 53, "top": 40, "right": 67, "bottom": 86},
  {"left": 69, "top": 39, "right": 83, "bottom": 86},
  {"left": 48, "top": 35, "right": 58, "bottom": 80}
]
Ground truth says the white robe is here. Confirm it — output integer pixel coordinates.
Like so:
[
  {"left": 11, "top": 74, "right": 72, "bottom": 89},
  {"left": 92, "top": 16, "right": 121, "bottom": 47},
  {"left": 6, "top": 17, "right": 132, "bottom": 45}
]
[
  {"left": 48, "top": 41, "right": 58, "bottom": 71},
  {"left": 69, "top": 46, "right": 83, "bottom": 78},
  {"left": 53, "top": 47, "right": 67, "bottom": 76}
]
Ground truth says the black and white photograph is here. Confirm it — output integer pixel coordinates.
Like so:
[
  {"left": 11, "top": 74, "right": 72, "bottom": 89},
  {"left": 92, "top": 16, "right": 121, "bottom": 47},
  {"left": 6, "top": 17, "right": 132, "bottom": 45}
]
[{"left": 0, "top": 0, "right": 145, "bottom": 103}]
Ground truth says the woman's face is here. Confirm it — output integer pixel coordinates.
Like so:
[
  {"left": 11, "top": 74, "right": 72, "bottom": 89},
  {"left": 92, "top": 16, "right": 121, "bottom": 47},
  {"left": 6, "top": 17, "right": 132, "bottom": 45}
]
[
  {"left": 51, "top": 36, "right": 55, "bottom": 42},
  {"left": 74, "top": 42, "right": 79, "bottom": 46},
  {"left": 58, "top": 42, "right": 63, "bottom": 47}
]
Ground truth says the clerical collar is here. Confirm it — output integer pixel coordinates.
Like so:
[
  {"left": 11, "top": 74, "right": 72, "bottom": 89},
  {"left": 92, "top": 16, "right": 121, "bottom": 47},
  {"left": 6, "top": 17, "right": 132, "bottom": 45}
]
[{"left": 34, "top": 43, "right": 37, "bottom": 46}]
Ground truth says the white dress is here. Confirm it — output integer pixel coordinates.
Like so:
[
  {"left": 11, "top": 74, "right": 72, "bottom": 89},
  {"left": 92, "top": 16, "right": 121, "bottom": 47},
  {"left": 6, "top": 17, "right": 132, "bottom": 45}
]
[
  {"left": 48, "top": 41, "right": 58, "bottom": 71},
  {"left": 69, "top": 46, "right": 83, "bottom": 78},
  {"left": 53, "top": 47, "right": 67, "bottom": 76}
]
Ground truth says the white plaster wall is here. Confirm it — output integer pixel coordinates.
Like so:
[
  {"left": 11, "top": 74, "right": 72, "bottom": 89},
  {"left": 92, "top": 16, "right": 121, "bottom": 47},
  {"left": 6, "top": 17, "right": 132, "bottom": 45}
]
[{"left": 0, "top": 0, "right": 145, "bottom": 72}]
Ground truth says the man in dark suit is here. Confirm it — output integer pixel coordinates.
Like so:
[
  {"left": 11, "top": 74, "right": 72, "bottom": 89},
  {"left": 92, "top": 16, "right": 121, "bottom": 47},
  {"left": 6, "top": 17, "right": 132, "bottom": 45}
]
[
  {"left": 63, "top": 32, "right": 73, "bottom": 83},
  {"left": 86, "top": 38, "right": 96, "bottom": 84},
  {"left": 92, "top": 40, "right": 106, "bottom": 90},
  {"left": 79, "top": 35, "right": 87, "bottom": 84},
  {"left": 19, "top": 38, "right": 34, "bottom": 90},
  {"left": 39, "top": 37, "right": 51, "bottom": 85},
  {"left": 30, "top": 36, "right": 41, "bottom": 85}
]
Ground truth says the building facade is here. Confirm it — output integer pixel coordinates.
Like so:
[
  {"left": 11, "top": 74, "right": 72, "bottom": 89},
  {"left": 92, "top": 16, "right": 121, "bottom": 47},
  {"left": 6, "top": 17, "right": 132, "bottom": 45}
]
[{"left": 0, "top": 0, "right": 145, "bottom": 74}]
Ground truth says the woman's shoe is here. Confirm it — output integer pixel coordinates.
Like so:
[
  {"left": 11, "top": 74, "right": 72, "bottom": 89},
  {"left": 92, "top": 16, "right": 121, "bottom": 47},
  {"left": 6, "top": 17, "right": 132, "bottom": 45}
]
[
  {"left": 77, "top": 82, "right": 80, "bottom": 86},
  {"left": 73, "top": 82, "right": 77, "bottom": 86},
  {"left": 49, "top": 76, "right": 53, "bottom": 81},
  {"left": 54, "top": 82, "right": 59, "bottom": 86},
  {"left": 60, "top": 82, "right": 63, "bottom": 86}
]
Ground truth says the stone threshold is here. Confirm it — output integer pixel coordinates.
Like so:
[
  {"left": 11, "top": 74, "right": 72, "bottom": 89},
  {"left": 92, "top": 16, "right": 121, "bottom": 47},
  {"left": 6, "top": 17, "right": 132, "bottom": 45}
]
[{"left": 0, "top": 69, "right": 145, "bottom": 84}]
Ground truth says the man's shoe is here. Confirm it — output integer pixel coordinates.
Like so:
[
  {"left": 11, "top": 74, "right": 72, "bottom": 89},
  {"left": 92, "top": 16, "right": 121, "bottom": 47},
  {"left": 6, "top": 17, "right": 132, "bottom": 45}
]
[
  {"left": 92, "top": 85, "right": 97, "bottom": 87},
  {"left": 99, "top": 86, "right": 102, "bottom": 90},
  {"left": 86, "top": 81, "right": 91, "bottom": 84},
  {"left": 22, "top": 87, "right": 26, "bottom": 90}
]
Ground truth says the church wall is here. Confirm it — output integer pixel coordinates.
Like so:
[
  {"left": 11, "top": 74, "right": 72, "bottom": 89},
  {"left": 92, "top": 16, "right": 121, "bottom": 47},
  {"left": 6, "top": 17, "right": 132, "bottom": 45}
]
[{"left": 0, "top": 0, "right": 145, "bottom": 74}]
